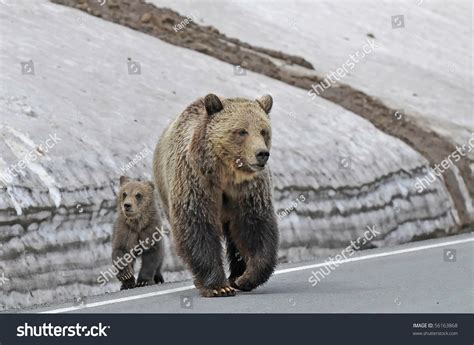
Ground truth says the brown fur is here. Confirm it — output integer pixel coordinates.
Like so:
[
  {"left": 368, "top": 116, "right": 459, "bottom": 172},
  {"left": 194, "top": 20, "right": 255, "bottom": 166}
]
[
  {"left": 111, "top": 176, "right": 165, "bottom": 290},
  {"left": 153, "top": 94, "right": 279, "bottom": 297}
]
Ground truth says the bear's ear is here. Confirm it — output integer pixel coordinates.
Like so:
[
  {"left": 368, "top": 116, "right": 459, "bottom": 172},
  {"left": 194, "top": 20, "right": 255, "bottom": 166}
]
[
  {"left": 256, "top": 94, "right": 273, "bottom": 115},
  {"left": 146, "top": 181, "right": 155, "bottom": 190},
  {"left": 119, "top": 176, "right": 130, "bottom": 186},
  {"left": 204, "top": 94, "right": 223, "bottom": 117}
]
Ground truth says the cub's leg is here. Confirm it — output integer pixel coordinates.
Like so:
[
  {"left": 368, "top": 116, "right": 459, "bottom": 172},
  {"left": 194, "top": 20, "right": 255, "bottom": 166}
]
[
  {"left": 136, "top": 248, "right": 161, "bottom": 287},
  {"left": 112, "top": 247, "right": 136, "bottom": 290}
]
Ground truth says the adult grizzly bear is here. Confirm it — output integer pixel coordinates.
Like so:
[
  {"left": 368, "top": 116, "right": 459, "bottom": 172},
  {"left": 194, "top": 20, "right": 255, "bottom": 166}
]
[
  {"left": 153, "top": 94, "right": 279, "bottom": 297},
  {"left": 112, "top": 176, "right": 165, "bottom": 290}
]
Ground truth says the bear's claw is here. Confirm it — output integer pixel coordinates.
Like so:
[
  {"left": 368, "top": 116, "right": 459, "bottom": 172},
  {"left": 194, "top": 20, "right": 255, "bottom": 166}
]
[
  {"left": 120, "top": 276, "right": 136, "bottom": 290},
  {"left": 117, "top": 268, "right": 134, "bottom": 282},
  {"left": 200, "top": 286, "right": 236, "bottom": 297}
]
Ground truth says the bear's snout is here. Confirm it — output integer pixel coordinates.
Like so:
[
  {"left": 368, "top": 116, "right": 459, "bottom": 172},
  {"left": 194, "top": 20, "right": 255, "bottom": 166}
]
[
  {"left": 123, "top": 203, "right": 132, "bottom": 212},
  {"left": 255, "top": 149, "right": 270, "bottom": 166}
]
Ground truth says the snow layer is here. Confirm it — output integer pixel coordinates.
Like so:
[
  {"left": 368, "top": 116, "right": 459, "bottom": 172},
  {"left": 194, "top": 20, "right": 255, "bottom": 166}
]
[{"left": 151, "top": 0, "right": 473, "bottom": 150}]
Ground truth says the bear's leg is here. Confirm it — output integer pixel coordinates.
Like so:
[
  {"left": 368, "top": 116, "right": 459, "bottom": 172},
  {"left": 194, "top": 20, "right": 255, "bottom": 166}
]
[
  {"left": 184, "top": 235, "right": 236, "bottom": 297},
  {"left": 136, "top": 248, "right": 160, "bottom": 287},
  {"left": 231, "top": 213, "right": 278, "bottom": 292},
  {"left": 173, "top": 219, "right": 235, "bottom": 297},
  {"left": 224, "top": 222, "right": 246, "bottom": 286}
]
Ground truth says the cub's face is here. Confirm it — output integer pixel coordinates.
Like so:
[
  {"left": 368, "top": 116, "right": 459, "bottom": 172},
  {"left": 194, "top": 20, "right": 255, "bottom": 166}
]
[
  {"left": 117, "top": 176, "right": 154, "bottom": 219},
  {"left": 205, "top": 94, "right": 273, "bottom": 178}
]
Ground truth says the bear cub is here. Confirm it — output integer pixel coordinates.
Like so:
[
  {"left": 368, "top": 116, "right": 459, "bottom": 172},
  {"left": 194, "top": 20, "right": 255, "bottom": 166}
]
[{"left": 111, "top": 176, "right": 165, "bottom": 290}]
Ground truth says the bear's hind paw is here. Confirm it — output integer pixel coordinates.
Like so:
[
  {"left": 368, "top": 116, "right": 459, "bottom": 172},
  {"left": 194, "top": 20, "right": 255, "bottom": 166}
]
[
  {"left": 232, "top": 277, "right": 256, "bottom": 292},
  {"left": 200, "top": 286, "right": 236, "bottom": 297}
]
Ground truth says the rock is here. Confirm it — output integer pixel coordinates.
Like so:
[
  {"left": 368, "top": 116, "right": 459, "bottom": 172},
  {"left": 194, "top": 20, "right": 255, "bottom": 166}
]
[{"left": 141, "top": 12, "right": 152, "bottom": 24}]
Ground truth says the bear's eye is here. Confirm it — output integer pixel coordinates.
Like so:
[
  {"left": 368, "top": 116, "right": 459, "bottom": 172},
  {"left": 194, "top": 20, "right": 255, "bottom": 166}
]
[
  {"left": 237, "top": 129, "right": 248, "bottom": 137},
  {"left": 122, "top": 192, "right": 127, "bottom": 198},
  {"left": 261, "top": 129, "right": 269, "bottom": 137},
  {"left": 135, "top": 193, "right": 142, "bottom": 200}
]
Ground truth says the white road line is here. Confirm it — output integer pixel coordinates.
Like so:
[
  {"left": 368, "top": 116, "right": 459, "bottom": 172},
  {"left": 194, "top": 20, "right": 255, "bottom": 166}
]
[
  {"left": 40, "top": 235, "right": 473, "bottom": 314},
  {"left": 40, "top": 285, "right": 195, "bottom": 314},
  {"left": 274, "top": 236, "right": 473, "bottom": 275}
]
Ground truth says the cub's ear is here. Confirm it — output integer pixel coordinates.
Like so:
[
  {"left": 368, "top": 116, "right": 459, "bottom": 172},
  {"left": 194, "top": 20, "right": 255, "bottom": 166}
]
[
  {"left": 256, "top": 94, "right": 273, "bottom": 115},
  {"left": 204, "top": 94, "right": 223, "bottom": 116},
  {"left": 119, "top": 176, "right": 131, "bottom": 186},
  {"left": 146, "top": 181, "right": 155, "bottom": 190}
]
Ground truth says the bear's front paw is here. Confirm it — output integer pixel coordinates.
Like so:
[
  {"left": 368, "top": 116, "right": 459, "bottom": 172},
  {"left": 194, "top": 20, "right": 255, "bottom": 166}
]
[
  {"left": 199, "top": 285, "right": 236, "bottom": 297},
  {"left": 136, "top": 278, "right": 154, "bottom": 287},
  {"left": 232, "top": 277, "right": 255, "bottom": 292},
  {"left": 120, "top": 277, "right": 136, "bottom": 290}
]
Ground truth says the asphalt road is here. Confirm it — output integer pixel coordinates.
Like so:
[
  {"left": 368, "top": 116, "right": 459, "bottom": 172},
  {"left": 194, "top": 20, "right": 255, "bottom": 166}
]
[{"left": 29, "top": 233, "right": 473, "bottom": 314}]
